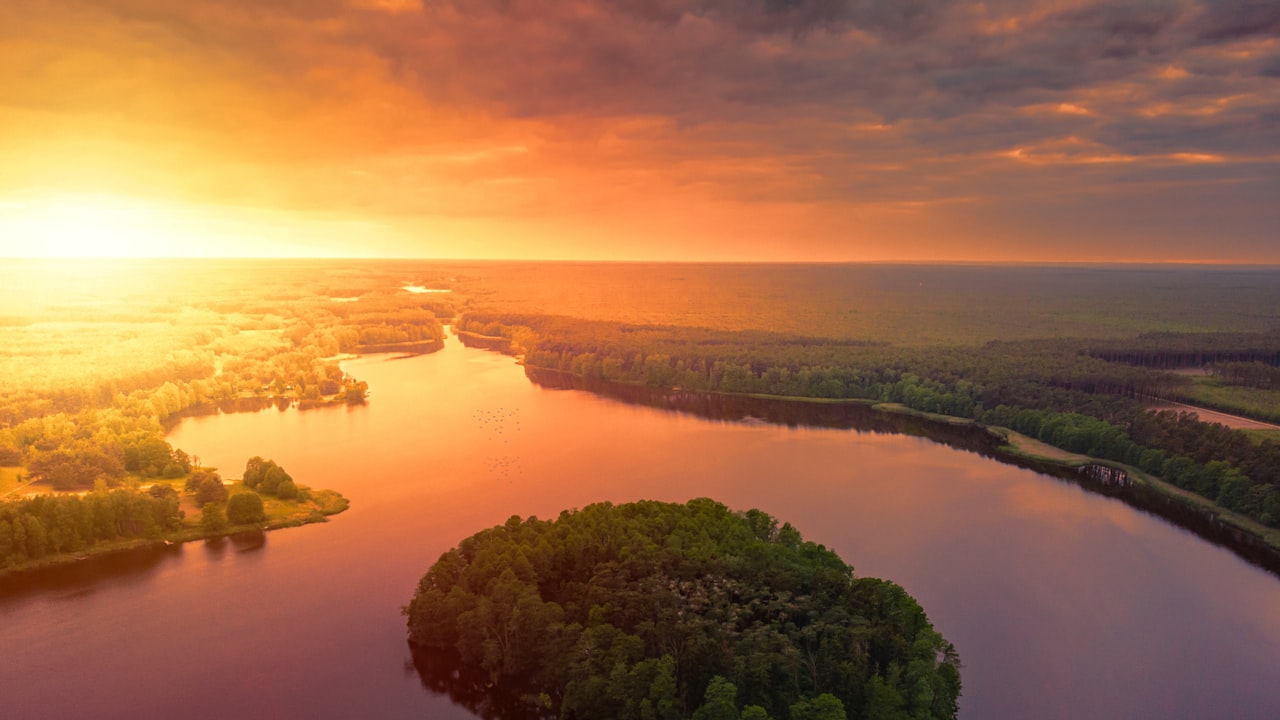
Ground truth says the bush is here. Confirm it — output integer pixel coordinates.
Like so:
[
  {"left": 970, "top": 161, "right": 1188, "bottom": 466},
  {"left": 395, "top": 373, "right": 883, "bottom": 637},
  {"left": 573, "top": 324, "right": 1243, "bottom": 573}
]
[
  {"left": 275, "top": 479, "right": 298, "bottom": 500},
  {"left": 194, "top": 475, "right": 229, "bottom": 506},
  {"left": 227, "top": 492, "right": 266, "bottom": 525},
  {"left": 185, "top": 469, "right": 220, "bottom": 493},
  {"left": 201, "top": 503, "right": 227, "bottom": 532}
]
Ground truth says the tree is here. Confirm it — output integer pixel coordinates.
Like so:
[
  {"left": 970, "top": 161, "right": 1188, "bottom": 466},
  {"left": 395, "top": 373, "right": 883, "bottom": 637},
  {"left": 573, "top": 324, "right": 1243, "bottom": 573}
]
[
  {"left": 275, "top": 478, "right": 298, "bottom": 500},
  {"left": 227, "top": 492, "right": 266, "bottom": 525},
  {"left": 194, "top": 475, "right": 228, "bottom": 506},
  {"left": 790, "top": 694, "right": 846, "bottom": 720},
  {"left": 186, "top": 469, "right": 220, "bottom": 493},
  {"left": 692, "top": 676, "right": 739, "bottom": 720},
  {"left": 23, "top": 514, "right": 48, "bottom": 558},
  {"left": 201, "top": 503, "right": 227, "bottom": 533},
  {"left": 149, "top": 484, "right": 178, "bottom": 501},
  {"left": 0, "top": 445, "right": 21, "bottom": 465},
  {"left": 260, "top": 464, "right": 292, "bottom": 496},
  {"left": 243, "top": 456, "right": 268, "bottom": 488},
  {"left": 0, "top": 518, "right": 16, "bottom": 566},
  {"left": 344, "top": 381, "right": 368, "bottom": 404},
  {"left": 863, "top": 676, "right": 909, "bottom": 720}
]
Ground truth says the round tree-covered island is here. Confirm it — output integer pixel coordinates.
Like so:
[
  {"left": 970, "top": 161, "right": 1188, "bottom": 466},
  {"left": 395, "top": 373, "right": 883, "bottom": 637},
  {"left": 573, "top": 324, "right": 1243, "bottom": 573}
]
[{"left": 405, "top": 499, "right": 960, "bottom": 720}]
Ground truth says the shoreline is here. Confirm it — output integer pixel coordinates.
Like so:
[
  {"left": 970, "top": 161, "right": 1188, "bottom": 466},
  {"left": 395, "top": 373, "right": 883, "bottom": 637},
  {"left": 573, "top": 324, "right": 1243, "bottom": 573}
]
[
  {"left": 0, "top": 490, "right": 349, "bottom": 581},
  {"left": 520, "top": 364, "right": 1280, "bottom": 576}
]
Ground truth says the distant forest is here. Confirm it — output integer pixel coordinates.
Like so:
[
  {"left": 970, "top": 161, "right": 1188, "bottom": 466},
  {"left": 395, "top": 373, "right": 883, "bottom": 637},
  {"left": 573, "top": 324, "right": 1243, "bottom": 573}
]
[{"left": 457, "top": 313, "right": 1280, "bottom": 530}]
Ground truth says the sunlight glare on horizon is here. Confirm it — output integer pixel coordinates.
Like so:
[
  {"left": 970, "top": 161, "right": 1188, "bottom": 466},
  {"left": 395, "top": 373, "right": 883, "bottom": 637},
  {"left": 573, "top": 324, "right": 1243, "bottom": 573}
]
[
  {"left": 0, "top": 193, "right": 393, "bottom": 259},
  {"left": 0, "top": 194, "right": 210, "bottom": 258}
]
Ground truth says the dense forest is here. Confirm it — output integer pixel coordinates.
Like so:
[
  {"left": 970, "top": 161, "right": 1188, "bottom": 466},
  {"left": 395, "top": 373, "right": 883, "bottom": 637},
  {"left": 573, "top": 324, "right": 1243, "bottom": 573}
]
[
  {"left": 456, "top": 314, "right": 1280, "bottom": 530},
  {"left": 0, "top": 488, "right": 182, "bottom": 566},
  {"left": 406, "top": 499, "right": 961, "bottom": 720}
]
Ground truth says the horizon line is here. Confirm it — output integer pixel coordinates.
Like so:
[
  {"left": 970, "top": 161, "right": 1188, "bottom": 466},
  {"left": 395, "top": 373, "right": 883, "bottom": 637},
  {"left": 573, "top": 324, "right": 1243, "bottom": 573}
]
[{"left": 4, "top": 256, "right": 1280, "bottom": 268}]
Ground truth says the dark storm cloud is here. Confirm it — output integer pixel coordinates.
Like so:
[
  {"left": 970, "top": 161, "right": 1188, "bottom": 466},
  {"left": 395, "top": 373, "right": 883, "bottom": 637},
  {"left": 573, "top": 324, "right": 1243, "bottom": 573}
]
[
  {"left": 1194, "top": 0, "right": 1280, "bottom": 41},
  {"left": 71, "top": 0, "right": 1278, "bottom": 158},
  {"left": 351, "top": 1, "right": 1274, "bottom": 150}
]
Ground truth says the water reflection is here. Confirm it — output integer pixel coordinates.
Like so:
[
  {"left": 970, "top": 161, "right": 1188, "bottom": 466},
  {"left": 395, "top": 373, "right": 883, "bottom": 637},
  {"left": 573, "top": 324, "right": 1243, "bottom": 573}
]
[
  {"left": 203, "top": 530, "right": 267, "bottom": 560},
  {"left": 0, "top": 543, "right": 183, "bottom": 603},
  {"left": 408, "top": 646, "right": 548, "bottom": 720}
]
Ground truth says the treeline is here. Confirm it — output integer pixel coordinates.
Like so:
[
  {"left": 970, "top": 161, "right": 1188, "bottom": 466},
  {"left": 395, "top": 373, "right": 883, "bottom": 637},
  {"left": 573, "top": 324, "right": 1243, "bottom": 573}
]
[
  {"left": 984, "top": 407, "right": 1280, "bottom": 523},
  {"left": 1083, "top": 331, "right": 1280, "bottom": 370},
  {"left": 406, "top": 499, "right": 960, "bottom": 720},
  {"left": 0, "top": 488, "right": 183, "bottom": 568},
  {"left": 1210, "top": 361, "right": 1280, "bottom": 390},
  {"left": 457, "top": 313, "right": 1280, "bottom": 528},
  {"left": 0, "top": 348, "right": 214, "bottom": 425},
  {"left": 457, "top": 314, "right": 1186, "bottom": 406}
]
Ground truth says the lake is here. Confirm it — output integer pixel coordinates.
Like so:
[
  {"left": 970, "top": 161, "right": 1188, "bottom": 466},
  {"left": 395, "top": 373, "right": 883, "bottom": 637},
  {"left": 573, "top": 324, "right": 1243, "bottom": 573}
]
[{"left": 3, "top": 331, "right": 1279, "bottom": 720}]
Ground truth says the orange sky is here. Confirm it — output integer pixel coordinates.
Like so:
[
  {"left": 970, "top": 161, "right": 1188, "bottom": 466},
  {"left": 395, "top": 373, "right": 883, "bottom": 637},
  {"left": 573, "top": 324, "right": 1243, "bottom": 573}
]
[{"left": 1, "top": 1, "right": 1277, "bottom": 261}]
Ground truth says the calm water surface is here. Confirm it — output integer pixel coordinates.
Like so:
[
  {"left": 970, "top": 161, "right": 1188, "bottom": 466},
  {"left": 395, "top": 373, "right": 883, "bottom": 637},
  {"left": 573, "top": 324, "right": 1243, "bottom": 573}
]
[{"left": 4, "top": 333, "right": 1279, "bottom": 719}]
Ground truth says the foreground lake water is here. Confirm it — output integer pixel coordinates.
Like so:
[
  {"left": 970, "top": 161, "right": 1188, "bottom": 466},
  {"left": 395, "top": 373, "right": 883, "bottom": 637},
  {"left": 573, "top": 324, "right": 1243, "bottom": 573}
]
[{"left": 4, "top": 333, "right": 1279, "bottom": 720}]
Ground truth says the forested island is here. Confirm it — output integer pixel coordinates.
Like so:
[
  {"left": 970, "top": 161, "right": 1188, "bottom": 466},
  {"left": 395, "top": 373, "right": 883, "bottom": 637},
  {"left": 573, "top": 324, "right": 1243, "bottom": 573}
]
[{"left": 406, "top": 499, "right": 961, "bottom": 720}]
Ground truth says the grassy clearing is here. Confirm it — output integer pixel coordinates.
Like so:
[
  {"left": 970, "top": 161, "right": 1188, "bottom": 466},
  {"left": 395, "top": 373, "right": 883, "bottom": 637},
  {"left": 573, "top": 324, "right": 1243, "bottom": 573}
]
[
  {"left": 202, "top": 482, "right": 349, "bottom": 528},
  {"left": 1241, "top": 428, "right": 1280, "bottom": 445},
  {"left": 0, "top": 466, "right": 24, "bottom": 495},
  {"left": 1183, "top": 377, "right": 1280, "bottom": 424},
  {"left": 872, "top": 402, "right": 976, "bottom": 426},
  {"left": 994, "top": 429, "right": 1091, "bottom": 464}
]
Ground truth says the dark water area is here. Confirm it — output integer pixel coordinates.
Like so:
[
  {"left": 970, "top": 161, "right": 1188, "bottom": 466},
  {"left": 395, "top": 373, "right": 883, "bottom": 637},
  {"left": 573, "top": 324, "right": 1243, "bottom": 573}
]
[{"left": 4, "top": 333, "right": 1280, "bottom": 720}]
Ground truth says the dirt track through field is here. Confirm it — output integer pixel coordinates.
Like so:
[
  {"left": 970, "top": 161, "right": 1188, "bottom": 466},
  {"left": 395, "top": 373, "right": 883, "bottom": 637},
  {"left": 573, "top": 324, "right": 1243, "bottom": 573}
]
[{"left": 1146, "top": 399, "right": 1280, "bottom": 431}]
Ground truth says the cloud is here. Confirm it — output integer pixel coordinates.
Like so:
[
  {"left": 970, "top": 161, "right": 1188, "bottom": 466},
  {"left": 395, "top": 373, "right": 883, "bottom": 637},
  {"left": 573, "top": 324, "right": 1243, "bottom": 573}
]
[
  {"left": 1193, "top": 0, "right": 1280, "bottom": 41},
  {"left": 0, "top": 0, "right": 1276, "bottom": 259}
]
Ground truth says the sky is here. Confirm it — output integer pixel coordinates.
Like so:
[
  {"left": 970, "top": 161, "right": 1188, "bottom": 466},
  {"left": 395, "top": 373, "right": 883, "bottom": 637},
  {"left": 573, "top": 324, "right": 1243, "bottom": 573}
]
[{"left": 0, "top": 0, "right": 1277, "bottom": 261}]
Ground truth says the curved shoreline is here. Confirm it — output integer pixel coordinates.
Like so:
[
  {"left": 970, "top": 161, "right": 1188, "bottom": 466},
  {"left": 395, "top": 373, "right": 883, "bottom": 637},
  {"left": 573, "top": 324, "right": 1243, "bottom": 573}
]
[{"left": 521, "top": 365, "right": 1280, "bottom": 577}]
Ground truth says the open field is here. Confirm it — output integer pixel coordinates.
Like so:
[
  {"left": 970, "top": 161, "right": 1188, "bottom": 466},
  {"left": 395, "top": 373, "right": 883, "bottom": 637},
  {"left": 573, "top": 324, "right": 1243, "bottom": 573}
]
[
  {"left": 1180, "top": 377, "right": 1280, "bottom": 424},
  {"left": 1241, "top": 429, "right": 1280, "bottom": 445},
  {"left": 0, "top": 467, "right": 23, "bottom": 496},
  {"left": 1146, "top": 399, "right": 1280, "bottom": 431},
  {"left": 997, "top": 430, "right": 1092, "bottom": 463}
]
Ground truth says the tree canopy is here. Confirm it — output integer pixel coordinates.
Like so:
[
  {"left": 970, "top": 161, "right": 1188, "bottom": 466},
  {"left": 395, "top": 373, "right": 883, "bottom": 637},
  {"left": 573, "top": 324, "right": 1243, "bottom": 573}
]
[{"left": 405, "top": 499, "right": 960, "bottom": 720}]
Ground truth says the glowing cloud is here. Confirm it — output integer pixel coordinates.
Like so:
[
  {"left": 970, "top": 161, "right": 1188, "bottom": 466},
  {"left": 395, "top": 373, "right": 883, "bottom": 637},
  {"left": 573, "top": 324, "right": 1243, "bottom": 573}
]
[{"left": 0, "top": 0, "right": 1276, "bottom": 261}]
